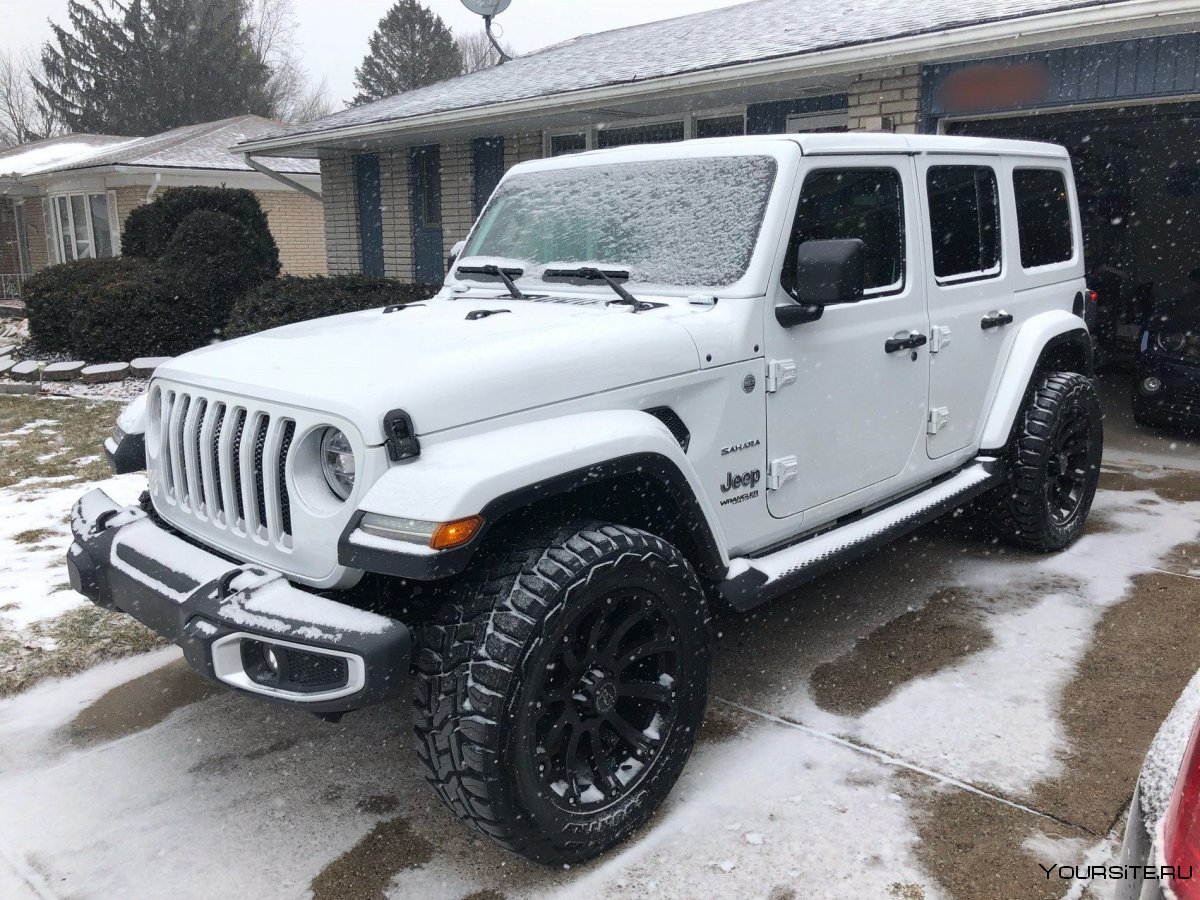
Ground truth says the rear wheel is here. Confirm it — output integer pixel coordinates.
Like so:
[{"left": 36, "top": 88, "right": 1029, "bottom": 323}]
[
  {"left": 984, "top": 371, "right": 1103, "bottom": 551},
  {"left": 412, "top": 521, "right": 710, "bottom": 864}
]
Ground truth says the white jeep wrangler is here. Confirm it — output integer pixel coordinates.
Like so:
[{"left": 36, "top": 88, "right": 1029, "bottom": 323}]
[{"left": 70, "top": 133, "right": 1101, "bottom": 864}]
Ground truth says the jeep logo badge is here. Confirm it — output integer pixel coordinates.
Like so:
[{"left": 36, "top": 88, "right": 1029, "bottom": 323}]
[
  {"left": 742, "top": 374, "right": 756, "bottom": 393},
  {"left": 721, "top": 469, "right": 761, "bottom": 493}
]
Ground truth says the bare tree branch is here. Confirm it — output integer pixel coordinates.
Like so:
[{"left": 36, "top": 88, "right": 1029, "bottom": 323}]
[
  {"left": 244, "top": 0, "right": 333, "bottom": 123},
  {"left": 456, "top": 29, "right": 514, "bottom": 75},
  {"left": 0, "top": 47, "right": 63, "bottom": 147}
]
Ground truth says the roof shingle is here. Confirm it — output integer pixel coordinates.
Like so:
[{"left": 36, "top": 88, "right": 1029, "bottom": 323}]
[{"left": 240, "top": 0, "right": 1128, "bottom": 148}]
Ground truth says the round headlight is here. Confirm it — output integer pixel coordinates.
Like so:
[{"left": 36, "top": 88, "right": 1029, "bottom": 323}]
[
  {"left": 1157, "top": 331, "right": 1187, "bottom": 354},
  {"left": 320, "top": 428, "right": 355, "bottom": 500}
]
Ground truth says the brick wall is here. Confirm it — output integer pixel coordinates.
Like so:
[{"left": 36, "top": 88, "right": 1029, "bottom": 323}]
[
  {"left": 379, "top": 149, "right": 413, "bottom": 279},
  {"left": 504, "top": 130, "right": 543, "bottom": 171},
  {"left": 319, "top": 131, "right": 545, "bottom": 282},
  {"left": 256, "top": 189, "right": 327, "bottom": 275},
  {"left": 320, "top": 156, "right": 361, "bottom": 274},
  {"left": 0, "top": 201, "right": 18, "bottom": 274},
  {"left": 24, "top": 200, "right": 49, "bottom": 273},
  {"left": 441, "top": 140, "right": 474, "bottom": 260},
  {"left": 847, "top": 66, "right": 922, "bottom": 134}
]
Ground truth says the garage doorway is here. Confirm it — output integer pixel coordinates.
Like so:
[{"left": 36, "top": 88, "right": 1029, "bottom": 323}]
[{"left": 945, "top": 101, "right": 1200, "bottom": 356}]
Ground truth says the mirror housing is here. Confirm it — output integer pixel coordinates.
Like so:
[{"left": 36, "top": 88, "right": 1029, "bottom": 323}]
[{"left": 776, "top": 238, "right": 866, "bottom": 327}]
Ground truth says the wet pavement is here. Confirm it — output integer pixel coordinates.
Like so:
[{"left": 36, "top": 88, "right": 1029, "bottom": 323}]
[{"left": 1, "top": 373, "right": 1198, "bottom": 900}]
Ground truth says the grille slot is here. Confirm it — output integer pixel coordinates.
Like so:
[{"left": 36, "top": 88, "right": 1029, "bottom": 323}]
[
  {"left": 278, "top": 420, "right": 296, "bottom": 536},
  {"left": 153, "top": 389, "right": 295, "bottom": 551}
]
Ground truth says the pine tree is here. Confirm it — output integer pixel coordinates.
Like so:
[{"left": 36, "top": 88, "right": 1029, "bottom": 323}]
[
  {"left": 36, "top": 0, "right": 273, "bottom": 135},
  {"left": 353, "top": 0, "right": 463, "bottom": 105}
]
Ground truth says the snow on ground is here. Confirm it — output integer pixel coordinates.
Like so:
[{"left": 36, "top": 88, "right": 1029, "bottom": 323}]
[
  {"left": 0, "top": 473, "right": 143, "bottom": 629},
  {"left": 769, "top": 486, "right": 1200, "bottom": 801},
  {"left": 0, "top": 470, "right": 1195, "bottom": 897}
]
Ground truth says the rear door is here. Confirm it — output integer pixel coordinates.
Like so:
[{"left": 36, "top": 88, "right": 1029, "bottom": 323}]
[
  {"left": 764, "top": 157, "right": 930, "bottom": 520},
  {"left": 916, "top": 155, "right": 1013, "bottom": 458}
]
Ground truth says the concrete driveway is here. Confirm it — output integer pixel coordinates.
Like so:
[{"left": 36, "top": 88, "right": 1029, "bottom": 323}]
[{"left": 1, "top": 374, "right": 1198, "bottom": 900}]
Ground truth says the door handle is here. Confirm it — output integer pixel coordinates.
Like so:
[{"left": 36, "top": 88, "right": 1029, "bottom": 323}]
[
  {"left": 981, "top": 311, "right": 1014, "bottom": 330},
  {"left": 885, "top": 331, "right": 928, "bottom": 353}
]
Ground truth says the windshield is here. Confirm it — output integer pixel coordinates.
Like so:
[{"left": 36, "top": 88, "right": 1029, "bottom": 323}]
[{"left": 462, "top": 155, "right": 778, "bottom": 288}]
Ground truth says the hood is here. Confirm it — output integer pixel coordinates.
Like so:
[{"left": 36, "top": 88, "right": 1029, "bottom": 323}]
[{"left": 156, "top": 298, "right": 701, "bottom": 442}]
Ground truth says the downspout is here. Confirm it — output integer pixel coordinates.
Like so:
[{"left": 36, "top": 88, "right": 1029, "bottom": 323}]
[
  {"left": 145, "top": 172, "right": 162, "bottom": 203},
  {"left": 243, "top": 154, "right": 322, "bottom": 202}
]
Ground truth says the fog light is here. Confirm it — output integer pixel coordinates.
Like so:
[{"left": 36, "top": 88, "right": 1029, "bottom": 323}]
[
  {"left": 1142, "top": 376, "right": 1164, "bottom": 395},
  {"left": 264, "top": 645, "right": 280, "bottom": 674}
]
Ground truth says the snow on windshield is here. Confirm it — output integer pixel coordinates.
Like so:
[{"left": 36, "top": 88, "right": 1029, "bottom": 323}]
[{"left": 464, "top": 156, "right": 778, "bottom": 287}]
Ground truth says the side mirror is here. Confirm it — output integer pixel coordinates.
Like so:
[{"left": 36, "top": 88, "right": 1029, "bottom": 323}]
[
  {"left": 446, "top": 240, "right": 467, "bottom": 273},
  {"left": 776, "top": 238, "right": 866, "bottom": 327}
]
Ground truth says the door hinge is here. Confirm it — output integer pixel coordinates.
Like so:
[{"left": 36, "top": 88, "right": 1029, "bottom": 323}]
[
  {"left": 928, "top": 407, "right": 950, "bottom": 435},
  {"left": 930, "top": 325, "right": 951, "bottom": 353},
  {"left": 766, "top": 359, "right": 797, "bottom": 393},
  {"left": 767, "top": 456, "right": 799, "bottom": 491}
]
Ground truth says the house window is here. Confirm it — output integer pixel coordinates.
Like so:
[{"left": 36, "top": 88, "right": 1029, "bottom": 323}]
[
  {"left": 696, "top": 115, "right": 745, "bottom": 138},
  {"left": 550, "top": 133, "right": 587, "bottom": 157},
  {"left": 52, "top": 192, "right": 113, "bottom": 262},
  {"left": 1013, "top": 168, "right": 1074, "bottom": 268},
  {"left": 596, "top": 121, "right": 684, "bottom": 148},
  {"left": 926, "top": 166, "right": 1001, "bottom": 282},
  {"left": 785, "top": 168, "right": 906, "bottom": 297},
  {"left": 414, "top": 148, "right": 442, "bottom": 227}
]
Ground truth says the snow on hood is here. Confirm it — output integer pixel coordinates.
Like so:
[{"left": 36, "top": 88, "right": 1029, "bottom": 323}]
[{"left": 156, "top": 298, "right": 700, "bottom": 442}]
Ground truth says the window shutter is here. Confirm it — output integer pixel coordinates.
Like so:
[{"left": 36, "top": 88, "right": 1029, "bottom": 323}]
[{"left": 107, "top": 190, "right": 121, "bottom": 255}]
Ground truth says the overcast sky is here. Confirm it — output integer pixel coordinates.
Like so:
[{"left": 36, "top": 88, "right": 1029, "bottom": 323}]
[{"left": 0, "top": 0, "right": 753, "bottom": 109}]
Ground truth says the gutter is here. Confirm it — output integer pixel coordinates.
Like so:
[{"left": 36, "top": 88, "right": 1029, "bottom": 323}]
[
  {"left": 243, "top": 154, "right": 322, "bottom": 201},
  {"left": 235, "top": 0, "right": 1198, "bottom": 156}
]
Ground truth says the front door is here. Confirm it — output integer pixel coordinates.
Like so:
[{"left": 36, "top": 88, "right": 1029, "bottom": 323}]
[
  {"left": 765, "top": 159, "right": 930, "bottom": 520},
  {"left": 411, "top": 145, "right": 443, "bottom": 284}
]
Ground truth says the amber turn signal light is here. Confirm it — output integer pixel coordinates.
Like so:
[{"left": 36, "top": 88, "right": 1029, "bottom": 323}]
[{"left": 430, "top": 515, "right": 484, "bottom": 550}]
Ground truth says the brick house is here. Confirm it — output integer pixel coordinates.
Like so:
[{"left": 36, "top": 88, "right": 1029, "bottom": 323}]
[
  {"left": 0, "top": 115, "right": 325, "bottom": 301},
  {"left": 235, "top": 0, "right": 1198, "bottom": 323}
]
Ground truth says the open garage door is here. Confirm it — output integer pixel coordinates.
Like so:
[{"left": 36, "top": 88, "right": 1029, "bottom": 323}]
[{"left": 946, "top": 102, "right": 1200, "bottom": 360}]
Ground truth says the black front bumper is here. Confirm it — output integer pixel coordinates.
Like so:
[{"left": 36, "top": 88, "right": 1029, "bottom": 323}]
[
  {"left": 1135, "top": 356, "right": 1200, "bottom": 424},
  {"left": 68, "top": 489, "right": 411, "bottom": 714}
]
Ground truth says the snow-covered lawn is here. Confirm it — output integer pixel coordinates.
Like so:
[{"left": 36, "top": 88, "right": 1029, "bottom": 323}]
[{"left": 0, "top": 396, "right": 153, "bottom": 696}]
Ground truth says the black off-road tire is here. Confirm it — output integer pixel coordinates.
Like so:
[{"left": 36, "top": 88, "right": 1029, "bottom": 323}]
[
  {"left": 985, "top": 371, "right": 1103, "bottom": 551},
  {"left": 412, "top": 521, "right": 711, "bottom": 865}
]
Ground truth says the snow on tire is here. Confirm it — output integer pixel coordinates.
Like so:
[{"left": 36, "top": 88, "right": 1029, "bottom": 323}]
[
  {"left": 411, "top": 521, "right": 711, "bottom": 865},
  {"left": 986, "top": 371, "right": 1103, "bottom": 551}
]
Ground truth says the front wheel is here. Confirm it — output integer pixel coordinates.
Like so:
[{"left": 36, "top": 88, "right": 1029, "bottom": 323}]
[
  {"left": 412, "top": 521, "right": 711, "bottom": 864},
  {"left": 984, "top": 371, "right": 1103, "bottom": 551}
]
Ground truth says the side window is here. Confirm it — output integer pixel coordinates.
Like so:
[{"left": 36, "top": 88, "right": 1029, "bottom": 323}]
[
  {"left": 1013, "top": 168, "right": 1074, "bottom": 268},
  {"left": 926, "top": 165, "right": 1001, "bottom": 282},
  {"left": 784, "top": 168, "right": 905, "bottom": 297}
]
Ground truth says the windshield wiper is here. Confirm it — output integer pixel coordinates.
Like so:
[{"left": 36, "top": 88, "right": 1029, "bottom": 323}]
[
  {"left": 456, "top": 263, "right": 526, "bottom": 299},
  {"left": 543, "top": 266, "right": 649, "bottom": 310}
]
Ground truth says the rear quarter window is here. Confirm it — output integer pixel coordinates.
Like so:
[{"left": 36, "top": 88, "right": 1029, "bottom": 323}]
[{"left": 1013, "top": 168, "right": 1074, "bottom": 269}]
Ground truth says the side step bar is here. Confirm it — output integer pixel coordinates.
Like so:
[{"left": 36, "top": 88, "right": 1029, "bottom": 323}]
[{"left": 719, "top": 459, "right": 1005, "bottom": 612}]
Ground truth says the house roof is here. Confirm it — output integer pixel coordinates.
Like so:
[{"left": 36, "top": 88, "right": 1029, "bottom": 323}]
[
  {"left": 0, "top": 134, "right": 134, "bottom": 178},
  {"left": 237, "top": 0, "right": 1141, "bottom": 153},
  {"left": 33, "top": 116, "right": 319, "bottom": 176}
]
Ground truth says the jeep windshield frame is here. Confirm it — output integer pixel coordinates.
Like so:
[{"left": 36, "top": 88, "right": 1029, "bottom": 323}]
[{"left": 461, "top": 155, "right": 779, "bottom": 290}]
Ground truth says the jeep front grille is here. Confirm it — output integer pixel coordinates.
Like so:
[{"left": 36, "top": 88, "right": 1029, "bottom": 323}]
[{"left": 155, "top": 387, "right": 295, "bottom": 548}]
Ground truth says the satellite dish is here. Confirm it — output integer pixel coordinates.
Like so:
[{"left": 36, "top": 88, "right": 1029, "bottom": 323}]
[{"left": 460, "top": 0, "right": 512, "bottom": 16}]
